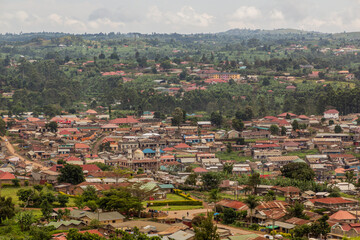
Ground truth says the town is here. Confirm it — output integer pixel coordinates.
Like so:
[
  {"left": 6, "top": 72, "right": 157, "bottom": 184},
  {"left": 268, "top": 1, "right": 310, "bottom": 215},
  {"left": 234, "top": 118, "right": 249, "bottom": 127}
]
[
  {"left": 3, "top": 21, "right": 360, "bottom": 239},
  {"left": 1, "top": 101, "right": 360, "bottom": 239}
]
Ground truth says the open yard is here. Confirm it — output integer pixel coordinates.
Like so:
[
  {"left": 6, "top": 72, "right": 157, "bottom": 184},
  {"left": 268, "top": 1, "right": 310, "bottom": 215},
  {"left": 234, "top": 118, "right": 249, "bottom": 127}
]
[
  {"left": 216, "top": 151, "right": 253, "bottom": 162},
  {"left": 1, "top": 186, "right": 76, "bottom": 207}
]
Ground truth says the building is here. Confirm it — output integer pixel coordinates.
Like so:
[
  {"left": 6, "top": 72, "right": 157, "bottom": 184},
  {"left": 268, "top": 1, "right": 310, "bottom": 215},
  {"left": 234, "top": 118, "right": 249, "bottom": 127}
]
[{"left": 324, "top": 109, "right": 339, "bottom": 119}]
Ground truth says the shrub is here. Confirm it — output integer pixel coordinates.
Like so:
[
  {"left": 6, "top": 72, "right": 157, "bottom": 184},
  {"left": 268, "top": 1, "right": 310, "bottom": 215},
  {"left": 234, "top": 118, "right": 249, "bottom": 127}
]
[
  {"left": 12, "top": 179, "right": 20, "bottom": 187},
  {"left": 249, "top": 224, "right": 260, "bottom": 231},
  {"left": 24, "top": 180, "right": 29, "bottom": 186},
  {"left": 1, "top": 184, "right": 14, "bottom": 188}
]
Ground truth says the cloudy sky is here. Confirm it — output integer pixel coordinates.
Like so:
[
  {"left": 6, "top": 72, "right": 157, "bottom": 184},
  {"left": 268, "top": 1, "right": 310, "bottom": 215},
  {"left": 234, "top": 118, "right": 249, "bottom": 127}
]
[{"left": 1, "top": 0, "right": 360, "bottom": 34}]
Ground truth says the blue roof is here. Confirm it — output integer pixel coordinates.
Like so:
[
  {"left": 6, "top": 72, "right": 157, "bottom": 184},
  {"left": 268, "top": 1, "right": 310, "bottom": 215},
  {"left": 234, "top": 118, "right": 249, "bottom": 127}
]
[
  {"left": 143, "top": 148, "right": 156, "bottom": 154},
  {"left": 160, "top": 149, "right": 165, "bottom": 153},
  {"left": 158, "top": 184, "right": 175, "bottom": 189}
]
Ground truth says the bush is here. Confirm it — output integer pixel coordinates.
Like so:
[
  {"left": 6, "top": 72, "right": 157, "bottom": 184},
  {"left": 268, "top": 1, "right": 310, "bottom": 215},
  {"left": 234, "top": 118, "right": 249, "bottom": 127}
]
[
  {"left": 24, "top": 180, "right": 29, "bottom": 186},
  {"left": 249, "top": 224, "right": 260, "bottom": 231},
  {"left": 12, "top": 179, "right": 20, "bottom": 187},
  {"left": 1, "top": 184, "right": 14, "bottom": 188}
]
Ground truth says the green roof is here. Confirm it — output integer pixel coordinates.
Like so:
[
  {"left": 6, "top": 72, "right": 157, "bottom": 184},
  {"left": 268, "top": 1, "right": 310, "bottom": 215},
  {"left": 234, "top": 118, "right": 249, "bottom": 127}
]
[
  {"left": 292, "top": 158, "right": 306, "bottom": 163},
  {"left": 266, "top": 225, "right": 279, "bottom": 229},
  {"left": 158, "top": 184, "right": 175, "bottom": 189},
  {"left": 47, "top": 220, "right": 82, "bottom": 229}
]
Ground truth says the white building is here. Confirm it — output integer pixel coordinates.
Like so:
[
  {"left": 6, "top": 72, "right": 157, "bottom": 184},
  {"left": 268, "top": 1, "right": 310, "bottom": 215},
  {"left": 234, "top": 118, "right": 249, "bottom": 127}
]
[{"left": 324, "top": 109, "right": 339, "bottom": 119}]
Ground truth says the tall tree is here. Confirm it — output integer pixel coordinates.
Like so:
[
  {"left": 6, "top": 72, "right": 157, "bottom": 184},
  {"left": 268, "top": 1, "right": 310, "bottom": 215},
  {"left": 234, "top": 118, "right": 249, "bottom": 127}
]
[
  {"left": 244, "top": 195, "right": 259, "bottom": 224},
  {"left": 58, "top": 164, "right": 85, "bottom": 185},
  {"left": 281, "top": 162, "right": 315, "bottom": 181},
  {"left": 0, "top": 118, "right": 6, "bottom": 136},
  {"left": 194, "top": 213, "right": 220, "bottom": 240},
  {"left": 0, "top": 196, "right": 15, "bottom": 224},
  {"left": 247, "top": 172, "right": 261, "bottom": 194}
]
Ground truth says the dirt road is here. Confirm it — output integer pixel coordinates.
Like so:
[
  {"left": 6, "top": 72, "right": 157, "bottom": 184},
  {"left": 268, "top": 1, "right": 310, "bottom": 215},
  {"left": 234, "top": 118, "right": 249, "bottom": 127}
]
[
  {"left": 166, "top": 208, "right": 261, "bottom": 236},
  {"left": 1, "top": 136, "right": 48, "bottom": 170}
]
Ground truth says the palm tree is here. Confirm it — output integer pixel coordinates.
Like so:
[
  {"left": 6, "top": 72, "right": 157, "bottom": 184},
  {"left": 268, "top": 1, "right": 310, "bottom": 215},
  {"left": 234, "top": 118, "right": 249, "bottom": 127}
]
[
  {"left": 208, "top": 188, "right": 221, "bottom": 203},
  {"left": 244, "top": 195, "right": 260, "bottom": 224}
]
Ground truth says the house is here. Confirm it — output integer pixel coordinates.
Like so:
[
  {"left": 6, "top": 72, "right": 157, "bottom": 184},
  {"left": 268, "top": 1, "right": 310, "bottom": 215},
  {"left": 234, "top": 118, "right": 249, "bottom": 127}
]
[
  {"left": 46, "top": 220, "right": 85, "bottom": 231},
  {"left": 101, "top": 124, "right": 118, "bottom": 132},
  {"left": 271, "top": 186, "right": 301, "bottom": 198},
  {"left": 324, "top": 109, "right": 339, "bottom": 119},
  {"left": 267, "top": 156, "right": 301, "bottom": 168},
  {"left": 70, "top": 210, "right": 125, "bottom": 225},
  {"left": 0, "top": 170, "right": 16, "bottom": 184},
  {"left": 216, "top": 199, "right": 249, "bottom": 211},
  {"left": 75, "top": 143, "right": 90, "bottom": 153},
  {"left": 330, "top": 210, "right": 357, "bottom": 223},
  {"left": 306, "top": 197, "right": 358, "bottom": 210},
  {"left": 330, "top": 223, "right": 360, "bottom": 238},
  {"left": 108, "top": 220, "right": 189, "bottom": 235},
  {"left": 168, "top": 230, "right": 195, "bottom": 240}
]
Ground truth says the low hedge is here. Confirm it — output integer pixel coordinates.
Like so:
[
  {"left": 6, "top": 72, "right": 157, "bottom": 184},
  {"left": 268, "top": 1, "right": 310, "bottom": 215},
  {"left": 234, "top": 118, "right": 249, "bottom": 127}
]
[
  {"left": 59, "top": 191, "right": 78, "bottom": 198},
  {"left": 148, "top": 200, "right": 203, "bottom": 206}
]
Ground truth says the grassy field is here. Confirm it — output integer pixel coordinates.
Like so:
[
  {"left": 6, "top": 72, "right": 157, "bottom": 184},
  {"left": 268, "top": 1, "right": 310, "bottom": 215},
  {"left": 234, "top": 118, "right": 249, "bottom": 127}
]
[
  {"left": 285, "top": 149, "right": 319, "bottom": 159},
  {"left": 1, "top": 186, "right": 76, "bottom": 207},
  {"left": 1, "top": 186, "right": 33, "bottom": 205},
  {"left": 149, "top": 205, "right": 204, "bottom": 211},
  {"left": 216, "top": 151, "right": 253, "bottom": 162}
]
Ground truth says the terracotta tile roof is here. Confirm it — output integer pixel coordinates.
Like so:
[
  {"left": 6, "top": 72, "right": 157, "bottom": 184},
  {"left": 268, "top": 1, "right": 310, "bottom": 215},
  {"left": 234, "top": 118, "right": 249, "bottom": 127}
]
[
  {"left": 217, "top": 199, "right": 248, "bottom": 210},
  {"left": 330, "top": 210, "right": 356, "bottom": 220},
  {"left": 324, "top": 109, "right": 339, "bottom": 114},
  {"left": 0, "top": 171, "right": 16, "bottom": 180},
  {"left": 109, "top": 116, "right": 139, "bottom": 124},
  {"left": 309, "top": 197, "right": 357, "bottom": 205},
  {"left": 285, "top": 217, "right": 310, "bottom": 225},
  {"left": 75, "top": 143, "right": 90, "bottom": 149},
  {"left": 174, "top": 143, "right": 191, "bottom": 149},
  {"left": 81, "top": 164, "right": 101, "bottom": 172},
  {"left": 193, "top": 167, "right": 208, "bottom": 173}
]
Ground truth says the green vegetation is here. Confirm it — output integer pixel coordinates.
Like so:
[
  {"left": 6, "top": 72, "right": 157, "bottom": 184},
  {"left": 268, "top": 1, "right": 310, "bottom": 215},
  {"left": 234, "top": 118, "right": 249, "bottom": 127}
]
[
  {"left": 216, "top": 151, "right": 252, "bottom": 162},
  {"left": 285, "top": 149, "right": 319, "bottom": 159}
]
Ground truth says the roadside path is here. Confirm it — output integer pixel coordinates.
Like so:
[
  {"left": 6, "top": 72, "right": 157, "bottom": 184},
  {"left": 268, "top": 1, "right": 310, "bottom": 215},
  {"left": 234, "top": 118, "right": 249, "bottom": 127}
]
[{"left": 1, "top": 136, "right": 48, "bottom": 170}]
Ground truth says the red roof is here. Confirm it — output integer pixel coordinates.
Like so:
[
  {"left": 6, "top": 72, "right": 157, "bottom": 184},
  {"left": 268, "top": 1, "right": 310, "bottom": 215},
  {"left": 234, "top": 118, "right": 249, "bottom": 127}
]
[
  {"left": 86, "top": 109, "right": 97, "bottom": 114},
  {"left": 81, "top": 164, "right": 101, "bottom": 172},
  {"left": 193, "top": 167, "right": 208, "bottom": 173},
  {"left": 298, "top": 115, "right": 309, "bottom": 119},
  {"left": 278, "top": 112, "right": 297, "bottom": 117},
  {"left": 324, "top": 109, "right": 339, "bottom": 114},
  {"left": 330, "top": 210, "right": 356, "bottom": 220},
  {"left": 217, "top": 199, "right": 248, "bottom": 210},
  {"left": 0, "top": 171, "right": 16, "bottom": 180},
  {"left": 162, "top": 147, "right": 176, "bottom": 152},
  {"left": 66, "top": 156, "right": 81, "bottom": 162},
  {"left": 264, "top": 116, "right": 279, "bottom": 120},
  {"left": 174, "top": 143, "right": 191, "bottom": 149},
  {"left": 75, "top": 143, "right": 90, "bottom": 149},
  {"left": 109, "top": 116, "right": 139, "bottom": 124},
  {"left": 309, "top": 197, "right": 356, "bottom": 205}
]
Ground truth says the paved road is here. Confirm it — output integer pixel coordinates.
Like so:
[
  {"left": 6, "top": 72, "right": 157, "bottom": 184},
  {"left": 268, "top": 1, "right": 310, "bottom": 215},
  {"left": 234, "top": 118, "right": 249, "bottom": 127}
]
[{"left": 1, "top": 136, "right": 48, "bottom": 170}]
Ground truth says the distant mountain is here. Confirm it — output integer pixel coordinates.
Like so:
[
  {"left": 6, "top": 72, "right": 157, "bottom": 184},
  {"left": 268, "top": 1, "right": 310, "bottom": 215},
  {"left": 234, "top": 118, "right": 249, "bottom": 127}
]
[{"left": 221, "top": 28, "right": 323, "bottom": 35}]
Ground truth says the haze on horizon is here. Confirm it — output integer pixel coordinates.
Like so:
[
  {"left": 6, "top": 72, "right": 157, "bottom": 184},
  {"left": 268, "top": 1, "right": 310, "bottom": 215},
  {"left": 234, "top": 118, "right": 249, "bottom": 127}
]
[{"left": 1, "top": 0, "right": 360, "bottom": 34}]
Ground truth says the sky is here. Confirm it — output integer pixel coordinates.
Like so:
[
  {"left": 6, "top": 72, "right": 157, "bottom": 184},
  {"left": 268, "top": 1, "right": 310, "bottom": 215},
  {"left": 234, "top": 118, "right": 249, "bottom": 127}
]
[{"left": 1, "top": 0, "right": 360, "bottom": 34}]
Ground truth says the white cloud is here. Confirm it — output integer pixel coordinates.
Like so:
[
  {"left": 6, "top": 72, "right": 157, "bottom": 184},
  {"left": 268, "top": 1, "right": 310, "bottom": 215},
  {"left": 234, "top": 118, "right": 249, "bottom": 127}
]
[
  {"left": 146, "top": 6, "right": 163, "bottom": 23},
  {"left": 231, "top": 6, "right": 261, "bottom": 20},
  {"left": 270, "top": 10, "right": 284, "bottom": 21},
  {"left": 146, "top": 6, "right": 213, "bottom": 28}
]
